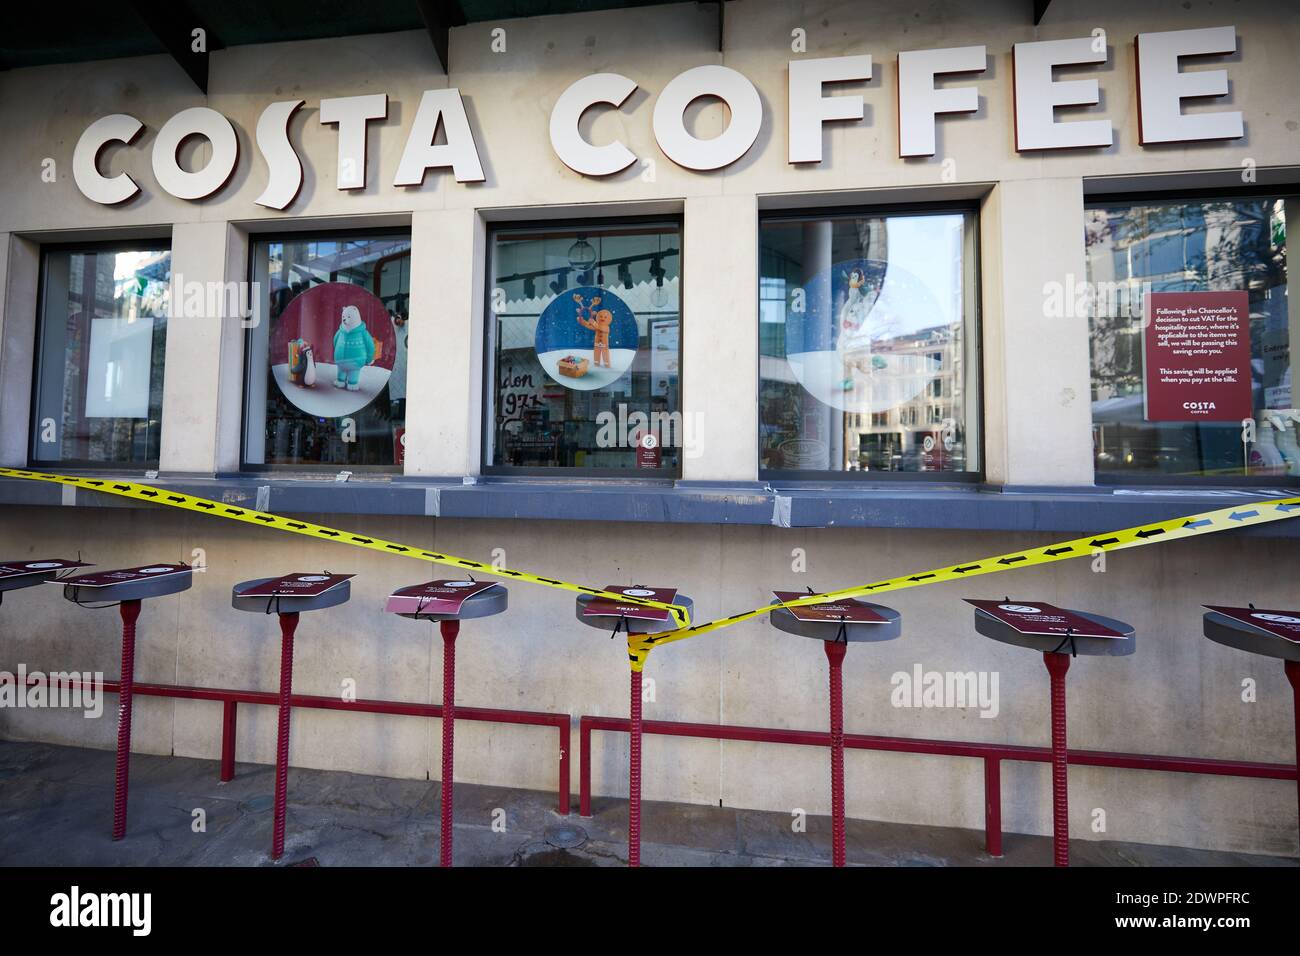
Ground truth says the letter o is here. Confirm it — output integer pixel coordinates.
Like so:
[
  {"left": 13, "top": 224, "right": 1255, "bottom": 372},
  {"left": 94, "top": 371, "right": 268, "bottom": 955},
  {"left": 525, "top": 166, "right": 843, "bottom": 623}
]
[
  {"left": 652, "top": 65, "right": 762, "bottom": 170},
  {"left": 152, "top": 107, "right": 239, "bottom": 200}
]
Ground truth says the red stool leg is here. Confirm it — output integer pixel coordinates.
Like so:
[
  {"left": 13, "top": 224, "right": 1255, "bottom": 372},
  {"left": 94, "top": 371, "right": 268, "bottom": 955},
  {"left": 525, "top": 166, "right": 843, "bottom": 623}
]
[
  {"left": 1286, "top": 660, "right": 1300, "bottom": 840},
  {"left": 439, "top": 620, "right": 459, "bottom": 867},
  {"left": 629, "top": 668, "right": 642, "bottom": 867},
  {"left": 824, "top": 640, "right": 847, "bottom": 867},
  {"left": 111, "top": 599, "right": 142, "bottom": 841},
  {"left": 1044, "top": 651, "right": 1071, "bottom": 867},
  {"left": 271, "top": 611, "right": 298, "bottom": 861}
]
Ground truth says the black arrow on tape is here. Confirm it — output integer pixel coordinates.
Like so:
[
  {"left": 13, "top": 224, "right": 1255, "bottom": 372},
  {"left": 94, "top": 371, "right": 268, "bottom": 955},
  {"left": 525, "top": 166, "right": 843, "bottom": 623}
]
[
  {"left": 1044, "top": 547, "right": 1073, "bottom": 556},
  {"left": 351, "top": 536, "right": 373, "bottom": 544},
  {"left": 953, "top": 564, "right": 980, "bottom": 573},
  {"left": 166, "top": 495, "right": 185, "bottom": 503},
  {"left": 224, "top": 509, "right": 245, "bottom": 516},
  {"left": 138, "top": 490, "right": 158, "bottom": 498},
  {"left": 908, "top": 573, "right": 936, "bottom": 581},
  {"left": 1089, "top": 536, "right": 1119, "bottom": 547},
  {"left": 255, "top": 515, "right": 274, "bottom": 523},
  {"left": 318, "top": 529, "right": 339, "bottom": 537},
  {"left": 194, "top": 501, "right": 215, "bottom": 510},
  {"left": 997, "top": 555, "right": 1027, "bottom": 565},
  {"left": 1135, "top": 528, "right": 1165, "bottom": 539},
  {"left": 286, "top": 522, "right": 307, "bottom": 530},
  {"left": 385, "top": 545, "right": 409, "bottom": 553}
]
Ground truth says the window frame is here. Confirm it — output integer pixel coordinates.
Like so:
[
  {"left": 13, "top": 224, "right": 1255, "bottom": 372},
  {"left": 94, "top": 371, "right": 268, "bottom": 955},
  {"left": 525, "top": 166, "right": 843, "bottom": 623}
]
[
  {"left": 480, "top": 214, "right": 686, "bottom": 479},
  {"left": 28, "top": 236, "right": 173, "bottom": 471},
  {"left": 756, "top": 201, "right": 984, "bottom": 484},
  {"left": 240, "top": 226, "right": 413, "bottom": 474},
  {"left": 1085, "top": 184, "right": 1299, "bottom": 487}
]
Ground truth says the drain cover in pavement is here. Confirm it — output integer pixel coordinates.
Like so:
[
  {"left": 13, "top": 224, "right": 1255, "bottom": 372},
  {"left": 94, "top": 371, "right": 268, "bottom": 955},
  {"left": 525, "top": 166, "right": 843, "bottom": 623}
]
[{"left": 543, "top": 823, "right": 588, "bottom": 849}]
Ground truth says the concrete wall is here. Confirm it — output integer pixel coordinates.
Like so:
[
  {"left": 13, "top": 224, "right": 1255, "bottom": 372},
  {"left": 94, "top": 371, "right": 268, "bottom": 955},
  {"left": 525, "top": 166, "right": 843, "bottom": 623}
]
[{"left": 1, "top": 0, "right": 1299, "bottom": 855}]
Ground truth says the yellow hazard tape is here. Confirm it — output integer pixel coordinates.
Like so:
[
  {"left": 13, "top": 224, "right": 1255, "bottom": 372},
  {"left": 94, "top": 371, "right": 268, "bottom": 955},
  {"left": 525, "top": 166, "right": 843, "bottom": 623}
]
[
  {"left": 625, "top": 494, "right": 1300, "bottom": 670},
  {"left": 0, "top": 467, "right": 692, "bottom": 627}
]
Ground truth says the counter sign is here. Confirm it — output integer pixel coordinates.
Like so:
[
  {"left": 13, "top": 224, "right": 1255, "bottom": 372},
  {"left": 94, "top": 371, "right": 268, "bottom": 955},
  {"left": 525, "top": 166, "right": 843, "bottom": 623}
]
[
  {"left": 965, "top": 599, "right": 1127, "bottom": 638},
  {"left": 1204, "top": 605, "right": 1300, "bottom": 643}
]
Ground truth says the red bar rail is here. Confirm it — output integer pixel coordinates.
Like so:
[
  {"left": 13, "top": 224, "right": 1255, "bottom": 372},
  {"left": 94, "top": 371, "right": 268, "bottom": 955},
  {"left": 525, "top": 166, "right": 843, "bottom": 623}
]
[
  {"left": 578, "top": 715, "right": 1297, "bottom": 856},
  {"left": 4, "top": 673, "right": 570, "bottom": 815}
]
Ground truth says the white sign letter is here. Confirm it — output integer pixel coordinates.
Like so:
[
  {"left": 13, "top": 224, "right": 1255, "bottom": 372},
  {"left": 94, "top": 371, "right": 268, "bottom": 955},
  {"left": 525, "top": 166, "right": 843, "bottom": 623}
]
[
  {"left": 73, "top": 114, "right": 143, "bottom": 205},
  {"left": 320, "top": 93, "right": 387, "bottom": 189},
  {"left": 1136, "top": 26, "right": 1242, "bottom": 144},
  {"left": 151, "top": 107, "right": 239, "bottom": 200},
  {"left": 394, "top": 88, "right": 486, "bottom": 185},
  {"left": 898, "top": 46, "right": 985, "bottom": 158},
  {"left": 653, "top": 65, "right": 762, "bottom": 171},
  {"left": 1013, "top": 38, "right": 1112, "bottom": 150},
  {"left": 550, "top": 73, "right": 639, "bottom": 176},
  {"left": 788, "top": 55, "right": 872, "bottom": 164},
  {"left": 254, "top": 100, "right": 304, "bottom": 210}
]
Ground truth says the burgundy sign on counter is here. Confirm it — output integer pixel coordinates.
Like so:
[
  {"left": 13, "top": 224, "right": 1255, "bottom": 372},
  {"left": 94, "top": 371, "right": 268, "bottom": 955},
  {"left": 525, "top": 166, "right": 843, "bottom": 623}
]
[
  {"left": 965, "top": 599, "right": 1126, "bottom": 638},
  {"left": 1143, "top": 290, "right": 1252, "bottom": 422},
  {"left": 773, "top": 591, "right": 888, "bottom": 624},
  {"left": 385, "top": 580, "right": 499, "bottom": 615},
  {"left": 1204, "top": 605, "right": 1300, "bottom": 643},
  {"left": 239, "top": 573, "right": 354, "bottom": 597},
  {"left": 582, "top": 586, "right": 677, "bottom": 622},
  {"left": 0, "top": 559, "right": 92, "bottom": 580},
  {"left": 60, "top": 563, "right": 191, "bottom": 587}
]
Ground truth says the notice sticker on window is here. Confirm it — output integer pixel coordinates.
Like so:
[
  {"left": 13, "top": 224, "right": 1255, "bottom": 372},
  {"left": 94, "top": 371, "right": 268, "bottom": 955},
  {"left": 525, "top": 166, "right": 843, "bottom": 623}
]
[{"left": 1143, "top": 291, "right": 1252, "bottom": 422}]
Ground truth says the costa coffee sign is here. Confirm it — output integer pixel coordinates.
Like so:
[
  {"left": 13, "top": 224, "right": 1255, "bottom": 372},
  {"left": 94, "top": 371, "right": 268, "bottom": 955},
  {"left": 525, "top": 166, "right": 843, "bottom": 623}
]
[{"left": 73, "top": 26, "right": 1242, "bottom": 209}]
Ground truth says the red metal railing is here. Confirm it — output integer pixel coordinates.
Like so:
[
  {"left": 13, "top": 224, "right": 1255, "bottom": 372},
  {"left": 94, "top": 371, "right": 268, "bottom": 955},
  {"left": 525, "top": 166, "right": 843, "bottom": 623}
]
[
  {"left": 578, "top": 715, "right": 1298, "bottom": 857},
  {"left": 5, "top": 673, "right": 570, "bottom": 814}
]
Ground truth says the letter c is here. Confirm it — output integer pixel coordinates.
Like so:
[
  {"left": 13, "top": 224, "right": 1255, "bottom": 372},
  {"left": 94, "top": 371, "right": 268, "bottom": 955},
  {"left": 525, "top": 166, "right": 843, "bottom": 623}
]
[
  {"left": 73, "top": 114, "right": 144, "bottom": 205},
  {"left": 549, "top": 73, "right": 639, "bottom": 176}
]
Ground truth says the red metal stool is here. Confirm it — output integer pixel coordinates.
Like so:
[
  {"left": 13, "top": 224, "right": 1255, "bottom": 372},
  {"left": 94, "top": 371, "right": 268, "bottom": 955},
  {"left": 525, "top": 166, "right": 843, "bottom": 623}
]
[
  {"left": 969, "top": 599, "right": 1135, "bottom": 866},
  {"left": 768, "top": 594, "right": 901, "bottom": 867},
  {"left": 59, "top": 562, "right": 193, "bottom": 841},
  {"left": 231, "top": 573, "right": 353, "bottom": 862},
  {"left": 1203, "top": 604, "right": 1300, "bottom": 844},
  {"left": 575, "top": 588, "right": 694, "bottom": 868},
  {"left": 387, "top": 579, "right": 509, "bottom": 867}
]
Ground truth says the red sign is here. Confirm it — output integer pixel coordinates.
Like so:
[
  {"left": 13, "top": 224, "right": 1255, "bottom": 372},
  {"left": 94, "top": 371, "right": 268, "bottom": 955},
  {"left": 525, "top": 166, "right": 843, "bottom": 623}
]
[
  {"left": 394, "top": 426, "right": 406, "bottom": 467},
  {"left": 965, "top": 599, "right": 1126, "bottom": 638},
  {"left": 635, "top": 432, "right": 661, "bottom": 469},
  {"left": 1204, "top": 605, "right": 1300, "bottom": 643},
  {"left": 773, "top": 591, "right": 888, "bottom": 624},
  {"left": 61, "top": 563, "right": 191, "bottom": 587},
  {"left": 1143, "top": 291, "right": 1252, "bottom": 422},
  {"left": 239, "top": 573, "right": 354, "bottom": 597},
  {"left": 385, "top": 580, "right": 499, "bottom": 615},
  {"left": 583, "top": 586, "right": 678, "bottom": 622},
  {"left": 0, "top": 559, "right": 92, "bottom": 580}
]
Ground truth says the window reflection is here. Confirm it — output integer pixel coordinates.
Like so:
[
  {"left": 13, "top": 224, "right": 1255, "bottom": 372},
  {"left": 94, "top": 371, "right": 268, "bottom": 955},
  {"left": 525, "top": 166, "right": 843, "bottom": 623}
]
[
  {"left": 758, "top": 211, "right": 980, "bottom": 475},
  {"left": 32, "top": 247, "right": 170, "bottom": 466}
]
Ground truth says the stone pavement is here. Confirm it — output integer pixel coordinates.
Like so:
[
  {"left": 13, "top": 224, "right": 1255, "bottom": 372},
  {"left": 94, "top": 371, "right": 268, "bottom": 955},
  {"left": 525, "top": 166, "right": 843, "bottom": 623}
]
[{"left": 0, "top": 740, "right": 1294, "bottom": 867}]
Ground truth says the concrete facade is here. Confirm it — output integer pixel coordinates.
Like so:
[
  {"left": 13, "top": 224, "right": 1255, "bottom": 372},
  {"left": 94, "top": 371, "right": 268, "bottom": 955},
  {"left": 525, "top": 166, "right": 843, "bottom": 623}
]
[{"left": 1, "top": 0, "right": 1298, "bottom": 857}]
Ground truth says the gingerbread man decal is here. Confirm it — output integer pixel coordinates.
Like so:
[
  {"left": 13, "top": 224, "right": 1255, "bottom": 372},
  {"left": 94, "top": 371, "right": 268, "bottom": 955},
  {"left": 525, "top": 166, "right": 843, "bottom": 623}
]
[{"left": 574, "top": 292, "right": 613, "bottom": 368}]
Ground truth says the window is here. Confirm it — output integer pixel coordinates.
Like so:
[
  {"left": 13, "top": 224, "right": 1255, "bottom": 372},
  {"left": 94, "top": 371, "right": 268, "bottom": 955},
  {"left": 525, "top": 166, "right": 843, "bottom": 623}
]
[
  {"left": 31, "top": 244, "right": 170, "bottom": 467},
  {"left": 484, "top": 220, "right": 681, "bottom": 474},
  {"left": 758, "top": 208, "right": 980, "bottom": 477},
  {"left": 244, "top": 233, "right": 411, "bottom": 469},
  {"left": 1086, "top": 193, "right": 1294, "bottom": 481}
]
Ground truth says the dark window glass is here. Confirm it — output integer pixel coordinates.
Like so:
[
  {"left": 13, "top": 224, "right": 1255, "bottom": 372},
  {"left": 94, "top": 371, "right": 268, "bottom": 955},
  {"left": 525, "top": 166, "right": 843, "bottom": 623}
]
[
  {"left": 244, "top": 234, "right": 411, "bottom": 469},
  {"left": 1086, "top": 196, "right": 1293, "bottom": 480},
  {"left": 484, "top": 222, "right": 681, "bottom": 474},
  {"left": 758, "top": 211, "right": 980, "bottom": 476},
  {"left": 31, "top": 246, "right": 170, "bottom": 466}
]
